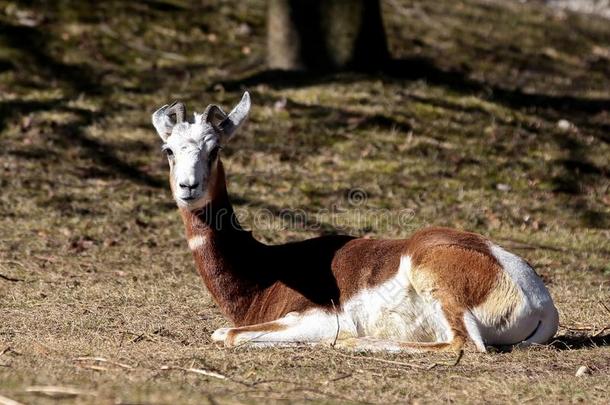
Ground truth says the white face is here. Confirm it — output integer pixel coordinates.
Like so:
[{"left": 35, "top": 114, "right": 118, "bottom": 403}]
[
  {"left": 152, "top": 92, "right": 251, "bottom": 210},
  {"left": 163, "top": 117, "right": 220, "bottom": 209}
]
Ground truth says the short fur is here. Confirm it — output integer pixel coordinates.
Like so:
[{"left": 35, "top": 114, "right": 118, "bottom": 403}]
[{"left": 152, "top": 93, "right": 559, "bottom": 352}]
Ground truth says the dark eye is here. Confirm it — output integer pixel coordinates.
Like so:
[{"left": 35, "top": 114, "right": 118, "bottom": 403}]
[
  {"left": 208, "top": 146, "right": 220, "bottom": 163},
  {"left": 162, "top": 145, "right": 174, "bottom": 157}
]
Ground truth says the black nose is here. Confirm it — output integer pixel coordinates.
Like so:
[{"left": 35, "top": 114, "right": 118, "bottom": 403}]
[{"left": 179, "top": 182, "right": 199, "bottom": 191}]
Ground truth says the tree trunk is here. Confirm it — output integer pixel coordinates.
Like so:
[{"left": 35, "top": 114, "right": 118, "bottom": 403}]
[{"left": 267, "top": 0, "right": 389, "bottom": 71}]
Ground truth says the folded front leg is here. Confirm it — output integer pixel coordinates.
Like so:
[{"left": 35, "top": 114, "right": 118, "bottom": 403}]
[{"left": 212, "top": 309, "right": 356, "bottom": 347}]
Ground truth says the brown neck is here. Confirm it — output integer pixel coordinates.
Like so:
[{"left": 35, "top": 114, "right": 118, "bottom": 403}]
[{"left": 179, "top": 160, "right": 268, "bottom": 325}]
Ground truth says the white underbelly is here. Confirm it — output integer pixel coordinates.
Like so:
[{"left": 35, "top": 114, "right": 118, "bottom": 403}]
[
  {"left": 368, "top": 289, "right": 452, "bottom": 342},
  {"left": 340, "top": 256, "right": 452, "bottom": 343}
]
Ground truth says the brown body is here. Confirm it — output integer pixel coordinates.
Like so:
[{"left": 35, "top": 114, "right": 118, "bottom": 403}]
[{"left": 181, "top": 163, "right": 511, "bottom": 351}]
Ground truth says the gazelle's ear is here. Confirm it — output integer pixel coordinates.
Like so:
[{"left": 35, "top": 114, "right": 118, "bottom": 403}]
[
  {"left": 218, "top": 92, "right": 250, "bottom": 143},
  {"left": 202, "top": 104, "right": 227, "bottom": 128},
  {"left": 152, "top": 101, "right": 187, "bottom": 141}
]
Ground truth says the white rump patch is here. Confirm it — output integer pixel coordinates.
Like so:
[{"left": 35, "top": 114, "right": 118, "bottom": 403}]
[
  {"left": 188, "top": 235, "right": 206, "bottom": 250},
  {"left": 489, "top": 244, "right": 550, "bottom": 310},
  {"left": 474, "top": 243, "right": 559, "bottom": 345}
]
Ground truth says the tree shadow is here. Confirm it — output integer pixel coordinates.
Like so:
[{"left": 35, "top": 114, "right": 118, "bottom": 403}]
[
  {"left": 52, "top": 113, "right": 164, "bottom": 189},
  {"left": 386, "top": 58, "right": 610, "bottom": 115},
  {"left": 228, "top": 91, "right": 412, "bottom": 162},
  {"left": 0, "top": 21, "right": 103, "bottom": 96},
  {"left": 0, "top": 19, "right": 164, "bottom": 189},
  {"left": 284, "top": 98, "right": 412, "bottom": 133},
  {"left": 214, "top": 57, "right": 610, "bottom": 116},
  {"left": 550, "top": 131, "right": 609, "bottom": 229},
  {"left": 1, "top": 99, "right": 163, "bottom": 189},
  {"left": 213, "top": 57, "right": 609, "bottom": 229}
]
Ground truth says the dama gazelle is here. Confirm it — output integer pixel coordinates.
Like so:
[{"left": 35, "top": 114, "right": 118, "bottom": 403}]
[{"left": 151, "top": 92, "right": 559, "bottom": 352}]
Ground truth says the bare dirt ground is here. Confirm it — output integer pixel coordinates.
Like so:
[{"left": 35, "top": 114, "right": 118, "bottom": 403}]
[{"left": 0, "top": 0, "right": 609, "bottom": 403}]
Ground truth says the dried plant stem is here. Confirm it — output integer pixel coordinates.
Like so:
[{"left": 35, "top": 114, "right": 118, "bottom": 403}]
[
  {"left": 73, "top": 356, "right": 133, "bottom": 370},
  {"left": 0, "top": 273, "right": 22, "bottom": 282},
  {"left": 330, "top": 299, "right": 340, "bottom": 348},
  {"left": 0, "top": 394, "right": 24, "bottom": 405},
  {"left": 160, "top": 365, "right": 227, "bottom": 380},
  {"left": 25, "top": 386, "right": 95, "bottom": 398}
]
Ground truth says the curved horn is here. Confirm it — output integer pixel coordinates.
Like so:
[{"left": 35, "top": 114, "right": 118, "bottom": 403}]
[
  {"left": 167, "top": 101, "right": 186, "bottom": 123},
  {"left": 219, "top": 91, "right": 250, "bottom": 139}
]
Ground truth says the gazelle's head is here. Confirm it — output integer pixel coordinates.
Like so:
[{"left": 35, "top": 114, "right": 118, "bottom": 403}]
[{"left": 151, "top": 92, "right": 250, "bottom": 210}]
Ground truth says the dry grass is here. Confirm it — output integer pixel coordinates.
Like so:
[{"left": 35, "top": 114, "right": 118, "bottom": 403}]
[{"left": 0, "top": 0, "right": 609, "bottom": 403}]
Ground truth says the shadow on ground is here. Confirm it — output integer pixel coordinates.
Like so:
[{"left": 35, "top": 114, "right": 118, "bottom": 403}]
[
  {"left": 551, "top": 333, "right": 610, "bottom": 350},
  {"left": 214, "top": 56, "right": 610, "bottom": 229}
]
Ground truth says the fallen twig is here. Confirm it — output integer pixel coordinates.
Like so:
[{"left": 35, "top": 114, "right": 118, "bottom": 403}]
[
  {"left": 79, "top": 365, "right": 107, "bottom": 372},
  {"left": 560, "top": 323, "right": 610, "bottom": 336},
  {"left": 24, "top": 386, "right": 95, "bottom": 399},
  {"left": 561, "top": 324, "right": 596, "bottom": 331},
  {"left": 0, "top": 394, "right": 24, "bottom": 405},
  {"left": 160, "top": 365, "right": 227, "bottom": 380},
  {"left": 0, "top": 347, "right": 20, "bottom": 358},
  {"left": 330, "top": 299, "right": 340, "bottom": 348},
  {"left": 0, "top": 260, "right": 25, "bottom": 268},
  {"left": 130, "top": 333, "right": 147, "bottom": 343},
  {"left": 73, "top": 356, "right": 133, "bottom": 370},
  {"left": 593, "top": 326, "right": 610, "bottom": 337},
  {"left": 324, "top": 373, "right": 352, "bottom": 384},
  {"left": 599, "top": 300, "right": 610, "bottom": 317},
  {"left": 248, "top": 378, "right": 302, "bottom": 387},
  {"left": 0, "top": 273, "right": 22, "bottom": 282}
]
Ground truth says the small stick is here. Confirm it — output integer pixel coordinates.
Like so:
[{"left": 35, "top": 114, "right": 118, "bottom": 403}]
[
  {"left": 330, "top": 299, "right": 340, "bottom": 348},
  {"left": 73, "top": 357, "right": 133, "bottom": 370},
  {"left": 560, "top": 323, "right": 610, "bottom": 336},
  {"left": 160, "top": 365, "right": 227, "bottom": 380},
  {"left": 0, "top": 260, "right": 25, "bottom": 268},
  {"left": 593, "top": 326, "right": 610, "bottom": 337},
  {"left": 599, "top": 300, "right": 610, "bottom": 317},
  {"left": 79, "top": 365, "right": 108, "bottom": 372},
  {"left": 326, "top": 373, "right": 352, "bottom": 383},
  {"left": 0, "top": 394, "right": 24, "bottom": 405},
  {"left": 0, "top": 274, "right": 22, "bottom": 282},
  {"left": 560, "top": 325, "right": 596, "bottom": 331},
  {"left": 131, "top": 334, "right": 146, "bottom": 343},
  {"left": 248, "top": 378, "right": 302, "bottom": 387},
  {"left": 24, "top": 386, "right": 95, "bottom": 398}
]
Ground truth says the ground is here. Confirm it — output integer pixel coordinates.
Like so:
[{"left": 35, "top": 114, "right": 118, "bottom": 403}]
[{"left": 0, "top": 0, "right": 609, "bottom": 403}]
